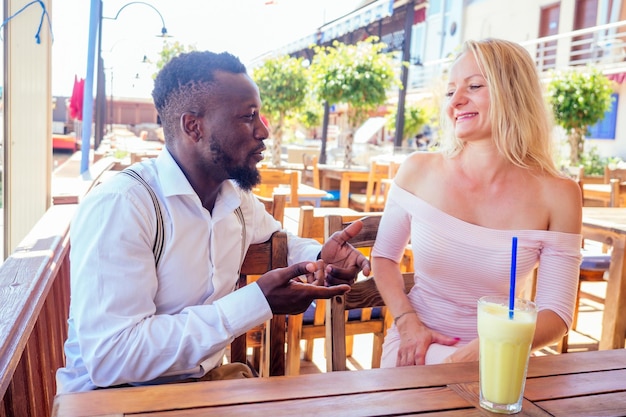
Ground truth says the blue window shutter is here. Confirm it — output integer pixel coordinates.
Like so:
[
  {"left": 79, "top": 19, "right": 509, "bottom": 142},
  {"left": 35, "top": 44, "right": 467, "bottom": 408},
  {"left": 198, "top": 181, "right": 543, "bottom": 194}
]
[{"left": 587, "top": 93, "right": 618, "bottom": 140}]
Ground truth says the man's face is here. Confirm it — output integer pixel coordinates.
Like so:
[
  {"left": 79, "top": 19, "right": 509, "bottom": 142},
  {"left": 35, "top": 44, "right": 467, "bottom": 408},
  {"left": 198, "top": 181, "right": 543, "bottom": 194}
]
[{"left": 200, "top": 72, "right": 269, "bottom": 190}]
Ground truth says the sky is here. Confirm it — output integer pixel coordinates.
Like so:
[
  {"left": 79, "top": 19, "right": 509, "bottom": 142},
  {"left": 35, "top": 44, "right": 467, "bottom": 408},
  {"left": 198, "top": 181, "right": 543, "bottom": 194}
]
[{"left": 51, "top": 0, "right": 362, "bottom": 99}]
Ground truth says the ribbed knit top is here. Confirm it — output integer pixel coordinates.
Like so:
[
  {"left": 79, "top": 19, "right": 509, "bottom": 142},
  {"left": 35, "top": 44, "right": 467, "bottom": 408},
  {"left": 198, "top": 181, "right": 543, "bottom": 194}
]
[{"left": 372, "top": 183, "right": 582, "bottom": 351}]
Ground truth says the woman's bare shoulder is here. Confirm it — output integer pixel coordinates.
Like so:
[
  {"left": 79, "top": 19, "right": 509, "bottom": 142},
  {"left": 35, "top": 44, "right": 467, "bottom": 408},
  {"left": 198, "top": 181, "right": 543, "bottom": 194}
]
[
  {"left": 540, "top": 174, "right": 582, "bottom": 233},
  {"left": 397, "top": 151, "right": 442, "bottom": 177}
]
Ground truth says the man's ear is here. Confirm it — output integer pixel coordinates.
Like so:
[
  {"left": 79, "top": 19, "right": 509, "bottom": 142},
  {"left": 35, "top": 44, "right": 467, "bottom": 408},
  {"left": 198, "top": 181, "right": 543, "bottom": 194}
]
[{"left": 180, "top": 112, "right": 202, "bottom": 142}]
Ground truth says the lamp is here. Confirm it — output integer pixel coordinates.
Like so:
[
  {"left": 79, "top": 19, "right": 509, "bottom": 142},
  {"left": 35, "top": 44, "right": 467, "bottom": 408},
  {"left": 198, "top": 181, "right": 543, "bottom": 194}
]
[
  {"left": 95, "top": 1, "right": 170, "bottom": 150},
  {"left": 102, "top": 1, "right": 170, "bottom": 37}
]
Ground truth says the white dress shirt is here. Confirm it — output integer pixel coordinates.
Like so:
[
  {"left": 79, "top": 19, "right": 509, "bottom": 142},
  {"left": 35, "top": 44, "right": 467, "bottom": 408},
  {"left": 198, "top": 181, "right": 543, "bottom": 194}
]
[{"left": 56, "top": 148, "right": 321, "bottom": 393}]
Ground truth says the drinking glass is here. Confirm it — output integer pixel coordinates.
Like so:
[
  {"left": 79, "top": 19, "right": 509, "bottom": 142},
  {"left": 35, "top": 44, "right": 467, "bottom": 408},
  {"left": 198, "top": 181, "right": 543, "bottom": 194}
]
[{"left": 477, "top": 295, "right": 537, "bottom": 414}]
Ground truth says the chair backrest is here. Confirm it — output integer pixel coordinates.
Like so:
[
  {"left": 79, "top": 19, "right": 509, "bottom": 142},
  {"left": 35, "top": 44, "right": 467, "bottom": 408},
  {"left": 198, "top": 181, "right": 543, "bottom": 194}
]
[
  {"left": 349, "top": 160, "right": 393, "bottom": 212},
  {"left": 604, "top": 166, "right": 626, "bottom": 183},
  {"left": 256, "top": 194, "right": 287, "bottom": 226},
  {"left": 324, "top": 213, "right": 381, "bottom": 250},
  {"left": 232, "top": 231, "right": 288, "bottom": 376},
  {"left": 388, "top": 161, "right": 401, "bottom": 178},
  {"left": 365, "top": 161, "right": 392, "bottom": 211},
  {"left": 256, "top": 169, "right": 300, "bottom": 207},
  {"left": 325, "top": 272, "right": 414, "bottom": 372},
  {"left": 302, "top": 153, "right": 321, "bottom": 189},
  {"left": 297, "top": 206, "right": 373, "bottom": 243}
]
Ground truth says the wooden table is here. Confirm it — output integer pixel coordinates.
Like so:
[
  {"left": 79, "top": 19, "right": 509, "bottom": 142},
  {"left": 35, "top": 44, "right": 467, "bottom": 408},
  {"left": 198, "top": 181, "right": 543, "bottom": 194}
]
[
  {"left": 274, "top": 184, "right": 328, "bottom": 207},
  {"left": 256, "top": 184, "right": 329, "bottom": 208},
  {"left": 51, "top": 349, "right": 626, "bottom": 417},
  {"left": 319, "top": 165, "right": 370, "bottom": 208},
  {"left": 282, "top": 206, "right": 359, "bottom": 235},
  {"left": 582, "top": 207, "right": 626, "bottom": 349}
]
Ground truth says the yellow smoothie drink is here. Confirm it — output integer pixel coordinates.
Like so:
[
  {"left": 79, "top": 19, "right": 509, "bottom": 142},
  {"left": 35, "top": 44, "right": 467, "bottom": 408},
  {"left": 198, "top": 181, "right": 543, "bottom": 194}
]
[{"left": 477, "top": 297, "right": 537, "bottom": 414}]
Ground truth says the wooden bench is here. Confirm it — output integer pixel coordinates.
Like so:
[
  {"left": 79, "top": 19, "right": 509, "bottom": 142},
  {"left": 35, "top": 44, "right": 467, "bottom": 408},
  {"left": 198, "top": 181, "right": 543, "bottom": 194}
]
[
  {"left": 52, "top": 156, "right": 117, "bottom": 205},
  {"left": 0, "top": 204, "right": 76, "bottom": 417}
]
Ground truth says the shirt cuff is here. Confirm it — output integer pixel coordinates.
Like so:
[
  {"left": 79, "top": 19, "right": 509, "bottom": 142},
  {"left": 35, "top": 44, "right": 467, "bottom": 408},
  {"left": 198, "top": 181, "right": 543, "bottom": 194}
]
[{"left": 215, "top": 283, "right": 273, "bottom": 336}]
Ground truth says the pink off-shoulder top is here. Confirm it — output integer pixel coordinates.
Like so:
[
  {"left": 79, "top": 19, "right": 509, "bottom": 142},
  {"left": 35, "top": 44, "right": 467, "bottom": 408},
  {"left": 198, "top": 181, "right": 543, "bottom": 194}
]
[{"left": 371, "top": 183, "right": 582, "bottom": 366}]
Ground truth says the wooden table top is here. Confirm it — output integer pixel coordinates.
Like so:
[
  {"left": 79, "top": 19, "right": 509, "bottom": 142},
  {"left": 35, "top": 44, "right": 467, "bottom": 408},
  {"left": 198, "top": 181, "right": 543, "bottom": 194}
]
[
  {"left": 582, "top": 206, "right": 626, "bottom": 231},
  {"left": 52, "top": 349, "right": 626, "bottom": 417}
]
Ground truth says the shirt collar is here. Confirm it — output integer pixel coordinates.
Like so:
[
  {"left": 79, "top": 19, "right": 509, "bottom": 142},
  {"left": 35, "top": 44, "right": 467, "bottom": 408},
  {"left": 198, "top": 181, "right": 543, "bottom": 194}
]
[{"left": 156, "top": 146, "right": 243, "bottom": 215}]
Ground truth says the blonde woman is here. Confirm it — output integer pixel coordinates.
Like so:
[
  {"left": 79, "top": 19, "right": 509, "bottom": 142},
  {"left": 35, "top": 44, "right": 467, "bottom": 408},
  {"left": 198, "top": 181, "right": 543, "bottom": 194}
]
[{"left": 372, "top": 38, "right": 582, "bottom": 367}]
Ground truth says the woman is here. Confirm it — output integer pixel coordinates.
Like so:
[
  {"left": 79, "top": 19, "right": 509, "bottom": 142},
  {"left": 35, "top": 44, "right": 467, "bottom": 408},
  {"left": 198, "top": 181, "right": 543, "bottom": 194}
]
[{"left": 372, "top": 38, "right": 582, "bottom": 367}]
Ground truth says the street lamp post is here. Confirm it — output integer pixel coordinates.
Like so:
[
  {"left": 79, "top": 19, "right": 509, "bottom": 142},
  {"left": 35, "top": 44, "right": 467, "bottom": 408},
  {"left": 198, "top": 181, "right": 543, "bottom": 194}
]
[{"left": 95, "top": 1, "right": 169, "bottom": 150}]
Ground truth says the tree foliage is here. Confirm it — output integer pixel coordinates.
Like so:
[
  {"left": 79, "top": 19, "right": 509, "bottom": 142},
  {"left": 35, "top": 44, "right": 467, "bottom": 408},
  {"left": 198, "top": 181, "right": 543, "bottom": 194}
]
[
  {"left": 153, "top": 40, "right": 197, "bottom": 79},
  {"left": 252, "top": 55, "right": 309, "bottom": 166},
  {"left": 310, "top": 37, "right": 400, "bottom": 166},
  {"left": 547, "top": 66, "right": 614, "bottom": 165},
  {"left": 386, "top": 103, "right": 430, "bottom": 144}
]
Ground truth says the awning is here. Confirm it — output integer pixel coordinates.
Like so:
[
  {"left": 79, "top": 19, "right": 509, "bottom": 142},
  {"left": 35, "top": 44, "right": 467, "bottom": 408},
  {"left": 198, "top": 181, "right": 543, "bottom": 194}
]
[
  {"left": 607, "top": 72, "right": 626, "bottom": 84},
  {"left": 278, "top": 0, "right": 394, "bottom": 55},
  {"left": 320, "top": 0, "right": 394, "bottom": 43}
]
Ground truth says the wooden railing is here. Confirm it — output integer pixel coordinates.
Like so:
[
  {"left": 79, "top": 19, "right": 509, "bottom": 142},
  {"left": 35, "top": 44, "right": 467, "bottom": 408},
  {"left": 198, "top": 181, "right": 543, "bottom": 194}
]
[{"left": 0, "top": 204, "right": 76, "bottom": 417}]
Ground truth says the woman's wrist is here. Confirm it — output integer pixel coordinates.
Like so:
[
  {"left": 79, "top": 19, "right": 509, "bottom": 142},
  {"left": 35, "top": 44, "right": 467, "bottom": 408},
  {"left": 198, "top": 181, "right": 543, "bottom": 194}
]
[{"left": 394, "top": 310, "right": 417, "bottom": 326}]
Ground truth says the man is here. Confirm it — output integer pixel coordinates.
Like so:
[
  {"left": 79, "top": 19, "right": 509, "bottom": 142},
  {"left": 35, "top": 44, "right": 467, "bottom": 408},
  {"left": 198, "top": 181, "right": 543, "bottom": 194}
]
[{"left": 56, "top": 51, "right": 369, "bottom": 392}]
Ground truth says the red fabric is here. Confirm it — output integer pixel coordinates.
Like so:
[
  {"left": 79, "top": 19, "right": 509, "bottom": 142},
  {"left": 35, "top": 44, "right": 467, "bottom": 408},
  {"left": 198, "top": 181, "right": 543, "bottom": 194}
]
[
  {"left": 69, "top": 75, "right": 85, "bottom": 121},
  {"left": 607, "top": 72, "right": 626, "bottom": 84}
]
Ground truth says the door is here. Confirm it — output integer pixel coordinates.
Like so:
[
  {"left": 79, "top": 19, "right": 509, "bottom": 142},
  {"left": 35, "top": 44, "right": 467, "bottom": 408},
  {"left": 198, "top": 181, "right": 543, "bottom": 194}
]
[
  {"left": 538, "top": 3, "right": 560, "bottom": 70},
  {"left": 571, "top": 0, "right": 599, "bottom": 64}
]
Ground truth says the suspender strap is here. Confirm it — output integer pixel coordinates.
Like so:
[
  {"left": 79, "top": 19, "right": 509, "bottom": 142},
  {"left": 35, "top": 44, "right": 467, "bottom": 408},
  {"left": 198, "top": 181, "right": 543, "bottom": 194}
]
[
  {"left": 234, "top": 206, "right": 246, "bottom": 274},
  {"left": 120, "top": 168, "right": 165, "bottom": 268}
]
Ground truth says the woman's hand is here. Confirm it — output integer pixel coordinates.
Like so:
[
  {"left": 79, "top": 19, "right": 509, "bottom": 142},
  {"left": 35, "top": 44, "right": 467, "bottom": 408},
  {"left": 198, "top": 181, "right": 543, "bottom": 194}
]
[{"left": 395, "top": 314, "right": 460, "bottom": 366}]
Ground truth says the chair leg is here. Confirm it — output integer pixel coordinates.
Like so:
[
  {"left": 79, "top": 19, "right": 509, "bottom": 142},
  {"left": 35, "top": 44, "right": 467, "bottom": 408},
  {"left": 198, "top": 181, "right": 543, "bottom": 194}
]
[
  {"left": 346, "top": 335, "right": 354, "bottom": 357},
  {"left": 556, "top": 333, "right": 569, "bottom": 354},
  {"left": 303, "top": 339, "right": 314, "bottom": 361},
  {"left": 286, "top": 313, "right": 303, "bottom": 376},
  {"left": 555, "top": 279, "right": 583, "bottom": 354},
  {"left": 371, "top": 332, "right": 384, "bottom": 368},
  {"left": 572, "top": 279, "right": 583, "bottom": 331}
]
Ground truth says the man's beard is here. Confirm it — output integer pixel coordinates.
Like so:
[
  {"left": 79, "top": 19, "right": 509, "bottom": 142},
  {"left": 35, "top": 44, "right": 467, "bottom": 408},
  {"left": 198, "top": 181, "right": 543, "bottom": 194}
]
[
  {"left": 228, "top": 165, "right": 261, "bottom": 191},
  {"left": 210, "top": 141, "right": 261, "bottom": 191}
]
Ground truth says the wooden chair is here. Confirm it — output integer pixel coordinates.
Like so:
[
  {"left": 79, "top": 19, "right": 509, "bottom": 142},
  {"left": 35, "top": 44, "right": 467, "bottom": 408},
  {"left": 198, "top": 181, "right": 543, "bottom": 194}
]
[
  {"left": 301, "top": 153, "right": 320, "bottom": 188},
  {"left": 255, "top": 168, "right": 300, "bottom": 208},
  {"left": 349, "top": 160, "right": 393, "bottom": 212},
  {"left": 285, "top": 208, "right": 382, "bottom": 375},
  {"left": 325, "top": 273, "right": 414, "bottom": 372},
  {"left": 231, "top": 231, "right": 288, "bottom": 376},
  {"left": 541, "top": 176, "right": 612, "bottom": 353},
  {"left": 603, "top": 166, "right": 626, "bottom": 207},
  {"left": 559, "top": 176, "right": 611, "bottom": 352},
  {"left": 302, "top": 153, "right": 340, "bottom": 207},
  {"left": 604, "top": 166, "right": 626, "bottom": 183},
  {"left": 256, "top": 193, "right": 287, "bottom": 226},
  {"left": 321, "top": 214, "right": 392, "bottom": 371}
]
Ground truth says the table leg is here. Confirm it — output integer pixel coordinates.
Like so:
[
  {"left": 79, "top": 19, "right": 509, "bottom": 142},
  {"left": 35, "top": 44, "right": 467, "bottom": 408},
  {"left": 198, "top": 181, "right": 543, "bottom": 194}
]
[
  {"left": 599, "top": 234, "right": 626, "bottom": 349},
  {"left": 340, "top": 179, "right": 350, "bottom": 208}
]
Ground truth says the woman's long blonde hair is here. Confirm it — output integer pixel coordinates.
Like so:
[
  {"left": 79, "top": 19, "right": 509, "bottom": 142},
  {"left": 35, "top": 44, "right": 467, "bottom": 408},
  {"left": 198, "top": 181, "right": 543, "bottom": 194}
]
[{"left": 440, "top": 38, "right": 560, "bottom": 177}]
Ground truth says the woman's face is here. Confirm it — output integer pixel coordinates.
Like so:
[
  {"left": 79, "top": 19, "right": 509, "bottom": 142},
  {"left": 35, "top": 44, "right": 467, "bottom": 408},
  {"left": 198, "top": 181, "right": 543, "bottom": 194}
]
[{"left": 445, "top": 52, "right": 492, "bottom": 142}]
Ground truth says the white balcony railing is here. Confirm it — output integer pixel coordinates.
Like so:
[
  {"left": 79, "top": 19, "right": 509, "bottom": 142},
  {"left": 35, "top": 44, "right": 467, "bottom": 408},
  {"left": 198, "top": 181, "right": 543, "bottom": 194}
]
[{"left": 408, "top": 20, "right": 626, "bottom": 92}]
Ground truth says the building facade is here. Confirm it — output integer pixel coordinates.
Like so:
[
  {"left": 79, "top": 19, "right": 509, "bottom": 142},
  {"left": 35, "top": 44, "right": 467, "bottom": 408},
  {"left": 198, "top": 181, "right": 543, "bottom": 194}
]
[{"left": 278, "top": 0, "right": 626, "bottom": 160}]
